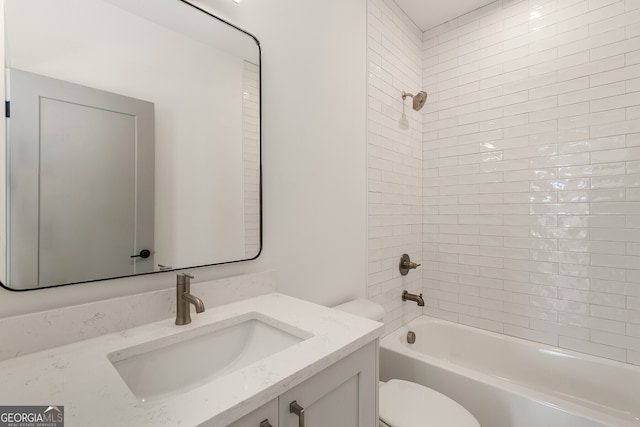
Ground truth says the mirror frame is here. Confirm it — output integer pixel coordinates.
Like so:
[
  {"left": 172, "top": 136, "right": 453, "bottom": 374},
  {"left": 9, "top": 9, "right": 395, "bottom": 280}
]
[{"left": 1, "top": 0, "right": 263, "bottom": 291}]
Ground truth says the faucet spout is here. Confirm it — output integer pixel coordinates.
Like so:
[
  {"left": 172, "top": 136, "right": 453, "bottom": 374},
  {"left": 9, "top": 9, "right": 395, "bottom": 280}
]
[
  {"left": 182, "top": 293, "right": 205, "bottom": 313},
  {"left": 402, "top": 290, "right": 424, "bottom": 307},
  {"left": 176, "top": 273, "right": 205, "bottom": 325}
]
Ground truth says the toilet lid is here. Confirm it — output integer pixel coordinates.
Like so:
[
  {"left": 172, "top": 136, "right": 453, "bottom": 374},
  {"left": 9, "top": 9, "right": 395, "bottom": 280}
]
[{"left": 379, "top": 380, "right": 480, "bottom": 427}]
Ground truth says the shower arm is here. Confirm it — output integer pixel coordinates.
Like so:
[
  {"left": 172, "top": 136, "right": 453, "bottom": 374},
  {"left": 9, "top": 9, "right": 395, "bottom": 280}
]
[{"left": 401, "top": 91, "right": 414, "bottom": 100}]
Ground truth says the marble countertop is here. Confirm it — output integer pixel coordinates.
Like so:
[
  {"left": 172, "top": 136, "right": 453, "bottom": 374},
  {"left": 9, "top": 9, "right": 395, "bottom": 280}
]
[{"left": 0, "top": 293, "right": 383, "bottom": 426}]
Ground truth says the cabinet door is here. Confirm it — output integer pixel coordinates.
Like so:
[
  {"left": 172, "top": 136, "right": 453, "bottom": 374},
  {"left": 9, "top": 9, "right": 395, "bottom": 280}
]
[
  {"left": 227, "top": 399, "right": 278, "bottom": 427},
  {"left": 278, "top": 341, "right": 378, "bottom": 427}
]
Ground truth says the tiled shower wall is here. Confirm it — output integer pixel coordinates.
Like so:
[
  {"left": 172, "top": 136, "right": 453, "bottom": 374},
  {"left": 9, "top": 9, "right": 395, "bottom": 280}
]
[
  {"left": 243, "top": 61, "right": 260, "bottom": 258},
  {"left": 367, "top": 0, "right": 423, "bottom": 333},
  {"left": 422, "top": 0, "right": 640, "bottom": 364}
]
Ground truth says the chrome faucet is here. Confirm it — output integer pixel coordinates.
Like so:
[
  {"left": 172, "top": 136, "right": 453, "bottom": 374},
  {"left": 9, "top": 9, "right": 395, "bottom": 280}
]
[
  {"left": 175, "top": 273, "right": 205, "bottom": 325},
  {"left": 402, "top": 290, "right": 424, "bottom": 307}
]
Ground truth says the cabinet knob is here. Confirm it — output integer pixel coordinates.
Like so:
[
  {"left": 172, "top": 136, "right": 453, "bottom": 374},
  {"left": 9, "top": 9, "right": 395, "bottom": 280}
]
[
  {"left": 259, "top": 420, "right": 273, "bottom": 427},
  {"left": 289, "top": 400, "right": 305, "bottom": 427}
]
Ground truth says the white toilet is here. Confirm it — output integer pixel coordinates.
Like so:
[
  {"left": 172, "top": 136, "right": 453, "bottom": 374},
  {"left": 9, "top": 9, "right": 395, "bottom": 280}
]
[{"left": 333, "top": 299, "right": 480, "bottom": 427}]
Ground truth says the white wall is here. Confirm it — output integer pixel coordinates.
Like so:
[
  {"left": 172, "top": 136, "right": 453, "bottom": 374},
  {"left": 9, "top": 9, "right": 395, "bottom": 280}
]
[
  {"left": 422, "top": 0, "right": 640, "bottom": 365},
  {"left": 367, "top": 0, "right": 423, "bottom": 333},
  {"left": 0, "top": 0, "right": 367, "bottom": 316},
  {"left": 185, "top": 0, "right": 369, "bottom": 305}
]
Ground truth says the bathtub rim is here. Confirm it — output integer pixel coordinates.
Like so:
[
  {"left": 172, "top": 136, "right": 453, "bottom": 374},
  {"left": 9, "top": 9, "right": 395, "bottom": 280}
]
[{"left": 380, "top": 315, "right": 640, "bottom": 427}]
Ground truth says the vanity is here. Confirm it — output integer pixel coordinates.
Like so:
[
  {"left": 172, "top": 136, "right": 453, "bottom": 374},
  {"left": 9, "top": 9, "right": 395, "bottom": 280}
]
[{"left": 0, "top": 291, "right": 382, "bottom": 426}]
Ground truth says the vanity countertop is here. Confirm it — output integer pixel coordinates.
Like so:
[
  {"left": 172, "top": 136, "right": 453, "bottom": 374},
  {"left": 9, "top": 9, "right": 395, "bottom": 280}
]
[{"left": 0, "top": 293, "right": 383, "bottom": 426}]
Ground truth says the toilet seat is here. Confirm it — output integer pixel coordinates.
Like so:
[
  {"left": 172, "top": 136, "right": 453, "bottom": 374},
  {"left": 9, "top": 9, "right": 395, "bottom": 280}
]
[{"left": 379, "top": 380, "right": 480, "bottom": 427}]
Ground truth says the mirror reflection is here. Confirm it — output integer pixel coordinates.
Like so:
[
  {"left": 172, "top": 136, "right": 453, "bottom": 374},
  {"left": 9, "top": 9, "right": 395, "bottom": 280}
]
[{"left": 3, "top": 0, "right": 262, "bottom": 290}]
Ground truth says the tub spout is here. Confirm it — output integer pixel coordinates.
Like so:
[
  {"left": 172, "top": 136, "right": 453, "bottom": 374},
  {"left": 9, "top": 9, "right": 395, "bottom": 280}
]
[{"left": 402, "top": 290, "right": 424, "bottom": 306}]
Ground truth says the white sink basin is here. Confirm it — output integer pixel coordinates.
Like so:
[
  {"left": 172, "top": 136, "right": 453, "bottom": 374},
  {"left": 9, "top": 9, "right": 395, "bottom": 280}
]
[{"left": 108, "top": 314, "right": 308, "bottom": 404}]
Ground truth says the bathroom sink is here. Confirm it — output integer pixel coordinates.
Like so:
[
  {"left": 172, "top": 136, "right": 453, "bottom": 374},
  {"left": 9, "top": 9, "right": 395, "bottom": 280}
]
[{"left": 108, "top": 314, "right": 307, "bottom": 404}]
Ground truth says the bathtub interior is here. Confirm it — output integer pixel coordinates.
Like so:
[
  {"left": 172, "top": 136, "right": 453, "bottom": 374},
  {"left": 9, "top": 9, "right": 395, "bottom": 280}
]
[
  {"left": 380, "top": 317, "right": 640, "bottom": 427},
  {"left": 397, "top": 320, "right": 640, "bottom": 421},
  {"left": 380, "top": 346, "right": 612, "bottom": 427}
]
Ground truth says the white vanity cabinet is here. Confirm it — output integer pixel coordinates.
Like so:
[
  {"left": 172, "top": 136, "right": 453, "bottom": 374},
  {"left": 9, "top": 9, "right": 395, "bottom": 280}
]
[
  {"left": 279, "top": 340, "right": 377, "bottom": 427},
  {"left": 227, "top": 341, "right": 378, "bottom": 427},
  {"left": 228, "top": 400, "right": 278, "bottom": 427}
]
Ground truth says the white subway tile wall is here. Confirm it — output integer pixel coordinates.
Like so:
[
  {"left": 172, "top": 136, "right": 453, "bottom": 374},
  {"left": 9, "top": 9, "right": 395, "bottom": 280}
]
[
  {"left": 423, "top": 0, "right": 640, "bottom": 364},
  {"left": 243, "top": 61, "right": 260, "bottom": 257},
  {"left": 367, "top": 0, "right": 423, "bottom": 333}
]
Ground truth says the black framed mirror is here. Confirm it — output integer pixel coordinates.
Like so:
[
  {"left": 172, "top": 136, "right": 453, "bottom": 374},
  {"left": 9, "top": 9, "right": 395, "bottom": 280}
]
[{"left": 2, "top": 0, "right": 262, "bottom": 290}]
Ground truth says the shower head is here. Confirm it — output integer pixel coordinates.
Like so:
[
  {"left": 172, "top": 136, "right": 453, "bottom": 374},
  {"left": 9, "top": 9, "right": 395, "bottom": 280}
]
[{"left": 402, "top": 90, "right": 428, "bottom": 111}]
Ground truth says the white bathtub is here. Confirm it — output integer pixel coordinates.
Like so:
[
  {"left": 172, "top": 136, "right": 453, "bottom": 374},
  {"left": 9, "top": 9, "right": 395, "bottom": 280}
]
[{"left": 379, "top": 317, "right": 640, "bottom": 427}]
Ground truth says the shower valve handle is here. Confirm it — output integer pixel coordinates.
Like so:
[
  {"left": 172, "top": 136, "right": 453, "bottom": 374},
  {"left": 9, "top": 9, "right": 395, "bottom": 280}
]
[
  {"left": 399, "top": 254, "right": 421, "bottom": 275},
  {"left": 402, "top": 260, "right": 420, "bottom": 269}
]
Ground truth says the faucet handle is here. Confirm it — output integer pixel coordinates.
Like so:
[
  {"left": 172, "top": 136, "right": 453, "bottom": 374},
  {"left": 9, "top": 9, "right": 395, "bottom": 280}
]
[{"left": 176, "top": 273, "right": 194, "bottom": 288}]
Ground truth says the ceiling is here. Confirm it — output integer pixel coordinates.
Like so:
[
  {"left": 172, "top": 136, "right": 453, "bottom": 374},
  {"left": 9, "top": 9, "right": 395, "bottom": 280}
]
[{"left": 393, "top": 0, "right": 497, "bottom": 31}]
